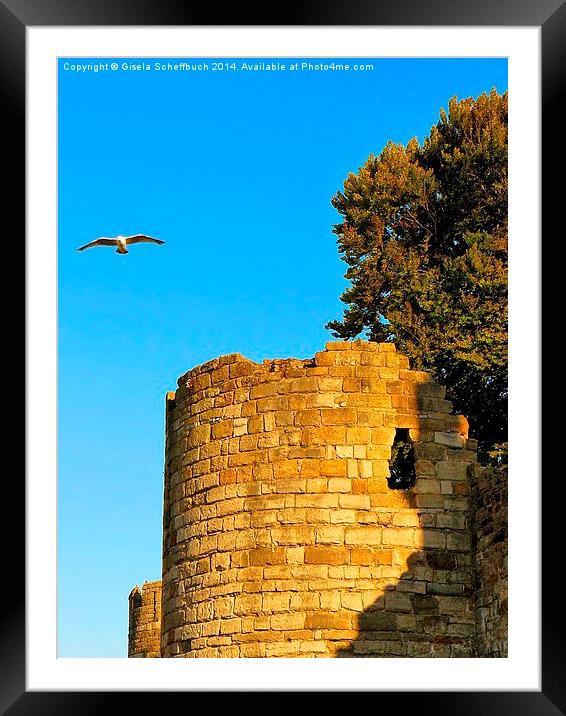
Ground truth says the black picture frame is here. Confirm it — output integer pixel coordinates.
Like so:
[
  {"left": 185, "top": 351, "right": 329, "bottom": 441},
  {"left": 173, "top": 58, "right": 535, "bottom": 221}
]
[{"left": 8, "top": 0, "right": 557, "bottom": 710}]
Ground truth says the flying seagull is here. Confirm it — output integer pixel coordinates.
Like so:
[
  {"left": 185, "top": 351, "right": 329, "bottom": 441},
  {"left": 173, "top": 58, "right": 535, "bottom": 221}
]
[{"left": 77, "top": 234, "right": 165, "bottom": 254}]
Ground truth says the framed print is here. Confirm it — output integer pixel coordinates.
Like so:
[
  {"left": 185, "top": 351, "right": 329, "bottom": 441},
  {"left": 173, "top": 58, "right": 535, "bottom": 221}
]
[{"left": 6, "top": 0, "right": 560, "bottom": 709}]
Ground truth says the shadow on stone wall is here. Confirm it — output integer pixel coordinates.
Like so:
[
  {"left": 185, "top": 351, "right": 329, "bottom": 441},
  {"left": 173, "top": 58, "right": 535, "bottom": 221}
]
[
  {"left": 336, "top": 545, "right": 475, "bottom": 658},
  {"left": 335, "top": 375, "right": 476, "bottom": 660},
  {"left": 470, "top": 464, "right": 508, "bottom": 657}
]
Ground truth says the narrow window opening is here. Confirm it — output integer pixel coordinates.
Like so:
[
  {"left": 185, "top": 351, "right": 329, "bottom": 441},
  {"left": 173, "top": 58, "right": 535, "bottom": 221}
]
[{"left": 388, "top": 428, "right": 416, "bottom": 490}]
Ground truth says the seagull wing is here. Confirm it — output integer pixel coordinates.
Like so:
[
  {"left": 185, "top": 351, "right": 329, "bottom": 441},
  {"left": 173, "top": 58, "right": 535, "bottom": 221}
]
[
  {"left": 76, "top": 238, "right": 117, "bottom": 251},
  {"left": 124, "top": 235, "right": 165, "bottom": 246}
]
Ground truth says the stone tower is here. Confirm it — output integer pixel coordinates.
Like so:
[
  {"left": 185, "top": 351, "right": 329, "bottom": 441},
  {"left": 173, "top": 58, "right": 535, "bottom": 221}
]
[
  {"left": 128, "top": 580, "right": 162, "bottom": 657},
  {"left": 153, "top": 341, "right": 482, "bottom": 657}
]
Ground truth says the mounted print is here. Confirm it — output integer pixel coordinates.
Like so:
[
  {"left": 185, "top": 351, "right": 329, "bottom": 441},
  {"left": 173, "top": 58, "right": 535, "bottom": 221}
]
[
  {"left": 19, "top": 16, "right": 548, "bottom": 703},
  {"left": 57, "top": 53, "right": 508, "bottom": 660}
]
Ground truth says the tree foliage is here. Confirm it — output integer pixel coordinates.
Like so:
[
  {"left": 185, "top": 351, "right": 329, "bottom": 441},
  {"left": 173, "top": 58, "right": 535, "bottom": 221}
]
[{"left": 328, "top": 90, "right": 507, "bottom": 462}]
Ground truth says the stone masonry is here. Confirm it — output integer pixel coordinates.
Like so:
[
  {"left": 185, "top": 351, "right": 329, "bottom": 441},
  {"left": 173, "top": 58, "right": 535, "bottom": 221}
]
[
  {"left": 128, "top": 580, "right": 162, "bottom": 657},
  {"left": 470, "top": 464, "right": 508, "bottom": 657},
  {"left": 128, "top": 341, "right": 507, "bottom": 657}
]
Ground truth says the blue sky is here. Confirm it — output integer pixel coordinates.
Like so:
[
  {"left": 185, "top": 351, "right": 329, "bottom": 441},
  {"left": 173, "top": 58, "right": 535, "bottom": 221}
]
[{"left": 58, "top": 57, "right": 507, "bottom": 657}]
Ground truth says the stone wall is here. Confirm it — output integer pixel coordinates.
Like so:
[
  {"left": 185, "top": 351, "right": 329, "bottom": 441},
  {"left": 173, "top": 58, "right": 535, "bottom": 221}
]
[
  {"left": 128, "top": 580, "right": 162, "bottom": 657},
  {"left": 470, "top": 464, "right": 508, "bottom": 657},
  {"left": 158, "top": 341, "right": 479, "bottom": 658}
]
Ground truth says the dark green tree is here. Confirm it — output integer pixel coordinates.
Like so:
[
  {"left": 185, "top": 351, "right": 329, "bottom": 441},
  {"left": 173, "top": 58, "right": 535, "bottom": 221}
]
[{"left": 328, "top": 90, "right": 507, "bottom": 463}]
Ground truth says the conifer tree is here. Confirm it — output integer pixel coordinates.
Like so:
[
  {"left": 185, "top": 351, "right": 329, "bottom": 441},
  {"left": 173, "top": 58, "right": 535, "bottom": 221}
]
[{"left": 328, "top": 90, "right": 508, "bottom": 463}]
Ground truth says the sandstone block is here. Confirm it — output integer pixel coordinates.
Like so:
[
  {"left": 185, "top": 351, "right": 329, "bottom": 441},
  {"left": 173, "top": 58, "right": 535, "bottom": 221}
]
[
  {"left": 370, "top": 427, "right": 396, "bottom": 445},
  {"left": 321, "top": 408, "right": 357, "bottom": 426},
  {"left": 305, "top": 508, "right": 332, "bottom": 524},
  {"left": 250, "top": 510, "right": 278, "bottom": 528},
  {"left": 413, "top": 479, "right": 441, "bottom": 494},
  {"left": 216, "top": 497, "right": 245, "bottom": 518},
  {"left": 436, "top": 461, "right": 469, "bottom": 480},
  {"left": 219, "top": 617, "right": 242, "bottom": 634},
  {"left": 232, "top": 417, "right": 248, "bottom": 437},
  {"left": 341, "top": 592, "right": 364, "bottom": 612},
  {"left": 245, "top": 414, "right": 262, "bottom": 434},
  {"left": 339, "top": 494, "right": 371, "bottom": 510},
  {"left": 288, "top": 377, "right": 318, "bottom": 393},
  {"left": 325, "top": 342, "right": 353, "bottom": 351},
  {"left": 320, "top": 591, "right": 342, "bottom": 611},
  {"left": 328, "top": 478, "right": 351, "bottom": 493},
  {"left": 271, "top": 525, "right": 314, "bottom": 545},
  {"left": 342, "top": 377, "right": 361, "bottom": 392},
  {"left": 273, "top": 460, "right": 299, "bottom": 479},
  {"left": 257, "top": 396, "right": 288, "bottom": 413},
  {"left": 347, "top": 460, "right": 358, "bottom": 478},
  {"left": 416, "top": 494, "right": 446, "bottom": 509},
  {"left": 212, "top": 421, "right": 232, "bottom": 439},
  {"left": 264, "top": 642, "right": 301, "bottom": 656},
  {"left": 286, "top": 546, "right": 305, "bottom": 564},
  {"left": 306, "top": 393, "right": 336, "bottom": 408},
  {"left": 392, "top": 513, "right": 420, "bottom": 527},
  {"left": 384, "top": 592, "right": 412, "bottom": 613},
  {"left": 436, "top": 512, "right": 466, "bottom": 530},
  {"left": 421, "top": 529, "right": 447, "bottom": 549},
  {"left": 304, "top": 612, "right": 353, "bottom": 630},
  {"left": 299, "top": 641, "right": 328, "bottom": 654},
  {"left": 273, "top": 410, "right": 293, "bottom": 427},
  {"left": 294, "top": 409, "right": 321, "bottom": 426},
  {"left": 249, "top": 548, "right": 286, "bottom": 566},
  {"left": 262, "top": 592, "right": 291, "bottom": 612},
  {"left": 275, "top": 479, "right": 306, "bottom": 494},
  {"left": 305, "top": 546, "right": 350, "bottom": 565},
  {"left": 315, "top": 525, "right": 345, "bottom": 544},
  {"left": 434, "top": 432, "right": 466, "bottom": 449},
  {"left": 351, "top": 479, "right": 368, "bottom": 494},
  {"left": 345, "top": 527, "right": 382, "bottom": 546},
  {"left": 321, "top": 460, "right": 347, "bottom": 478},
  {"left": 270, "top": 613, "right": 305, "bottom": 631},
  {"left": 187, "top": 424, "right": 211, "bottom": 448},
  {"left": 359, "top": 353, "right": 386, "bottom": 367},
  {"left": 447, "top": 532, "right": 472, "bottom": 551},
  {"left": 296, "top": 494, "right": 339, "bottom": 508},
  {"left": 249, "top": 382, "right": 278, "bottom": 399},
  {"left": 233, "top": 594, "right": 262, "bottom": 615},
  {"left": 381, "top": 528, "right": 414, "bottom": 546}
]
